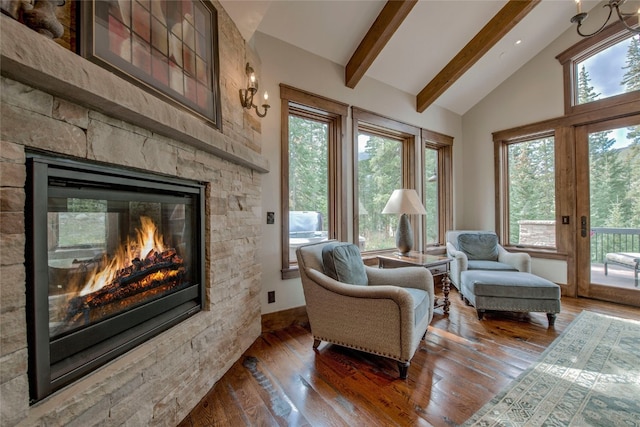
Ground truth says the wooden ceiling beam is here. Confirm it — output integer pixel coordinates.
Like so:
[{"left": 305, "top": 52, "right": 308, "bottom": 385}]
[
  {"left": 416, "top": 0, "right": 541, "bottom": 113},
  {"left": 345, "top": 0, "right": 418, "bottom": 89}
]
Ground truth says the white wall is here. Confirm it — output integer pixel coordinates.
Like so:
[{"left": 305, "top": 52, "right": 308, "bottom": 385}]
[
  {"left": 254, "top": 33, "right": 463, "bottom": 314},
  {"left": 460, "top": 26, "right": 587, "bottom": 284}
]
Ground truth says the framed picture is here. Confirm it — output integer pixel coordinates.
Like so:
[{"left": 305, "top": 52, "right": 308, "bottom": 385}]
[{"left": 80, "top": 0, "right": 222, "bottom": 129}]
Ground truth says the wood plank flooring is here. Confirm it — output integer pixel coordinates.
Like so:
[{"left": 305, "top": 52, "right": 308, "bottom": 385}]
[{"left": 178, "top": 289, "right": 640, "bottom": 427}]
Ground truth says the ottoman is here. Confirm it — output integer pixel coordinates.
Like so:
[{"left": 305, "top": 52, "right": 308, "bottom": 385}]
[{"left": 460, "top": 270, "right": 561, "bottom": 326}]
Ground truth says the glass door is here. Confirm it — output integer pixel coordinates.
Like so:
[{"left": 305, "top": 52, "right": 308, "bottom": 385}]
[{"left": 576, "top": 115, "right": 640, "bottom": 306}]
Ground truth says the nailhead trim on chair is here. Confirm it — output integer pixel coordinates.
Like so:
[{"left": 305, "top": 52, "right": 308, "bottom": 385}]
[
  {"left": 313, "top": 336, "right": 409, "bottom": 363},
  {"left": 461, "top": 294, "right": 560, "bottom": 313}
]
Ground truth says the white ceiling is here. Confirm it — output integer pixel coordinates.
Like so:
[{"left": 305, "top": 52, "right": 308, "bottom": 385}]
[{"left": 220, "top": 0, "right": 607, "bottom": 115}]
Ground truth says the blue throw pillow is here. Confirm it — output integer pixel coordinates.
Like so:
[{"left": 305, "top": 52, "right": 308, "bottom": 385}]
[
  {"left": 322, "top": 242, "right": 368, "bottom": 286},
  {"left": 458, "top": 233, "right": 499, "bottom": 261}
]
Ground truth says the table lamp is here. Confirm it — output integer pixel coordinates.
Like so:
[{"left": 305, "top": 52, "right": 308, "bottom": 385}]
[{"left": 381, "top": 189, "right": 427, "bottom": 256}]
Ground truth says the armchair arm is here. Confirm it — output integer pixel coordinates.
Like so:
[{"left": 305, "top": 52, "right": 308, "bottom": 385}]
[
  {"left": 498, "top": 246, "right": 531, "bottom": 273},
  {"left": 366, "top": 265, "right": 432, "bottom": 292},
  {"left": 305, "top": 268, "right": 416, "bottom": 304},
  {"left": 446, "top": 242, "right": 468, "bottom": 288},
  {"left": 303, "top": 268, "right": 426, "bottom": 361},
  {"left": 366, "top": 266, "right": 435, "bottom": 323}
]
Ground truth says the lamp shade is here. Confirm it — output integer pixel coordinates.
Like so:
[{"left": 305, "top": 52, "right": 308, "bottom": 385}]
[
  {"left": 381, "top": 189, "right": 427, "bottom": 215},
  {"left": 381, "top": 189, "right": 427, "bottom": 255}
]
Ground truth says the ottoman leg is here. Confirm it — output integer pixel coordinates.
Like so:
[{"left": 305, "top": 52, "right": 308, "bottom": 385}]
[
  {"left": 477, "top": 309, "right": 485, "bottom": 320},
  {"left": 547, "top": 313, "right": 557, "bottom": 327}
]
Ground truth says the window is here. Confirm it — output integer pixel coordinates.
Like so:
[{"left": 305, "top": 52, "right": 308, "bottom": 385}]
[
  {"left": 575, "top": 35, "right": 639, "bottom": 105},
  {"left": 51, "top": 199, "right": 108, "bottom": 248},
  {"left": 424, "top": 147, "right": 438, "bottom": 244},
  {"left": 280, "top": 85, "right": 348, "bottom": 278},
  {"left": 495, "top": 129, "right": 559, "bottom": 251},
  {"left": 495, "top": 22, "right": 639, "bottom": 256},
  {"left": 505, "top": 134, "right": 556, "bottom": 248},
  {"left": 556, "top": 22, "right": 640, "bottom": 115},
  {"left": 422, "top": 129, "right": 453, "bottom": 247},
  {"left": 352, "top": 108, "right": 424, "bottom": 253},
  {"left": 356, "top": 130, "right": 402, "bottom": 251}
]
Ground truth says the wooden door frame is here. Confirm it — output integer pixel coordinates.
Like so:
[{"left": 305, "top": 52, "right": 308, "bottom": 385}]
[{"left": 575, "top": 114, "right": 640, "bottom": 306}]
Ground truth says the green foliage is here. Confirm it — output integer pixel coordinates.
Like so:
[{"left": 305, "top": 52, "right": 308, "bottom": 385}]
[
  {"left": 507, "top": 138, "right": 555, "bottom": 244},
  {"left": 67, "top": 198, "right": 107, "bottom": 212},
  {"left": 577, "top": 65, "right": 600, "bottom": 104},
  {"left": 288, "top": 115, "right": 329, "bottom": 229},
  {"left": 358, "top": 134, "right": 401, "bottom": 251},
  {"left": 424, "top": 149, "right": 438, "bottom": 244},
  {"left": 621, "top": 35, "right": 640, "bottom": 92},
  {"left": 578, "top": 38, "right": 640, "bottom": 259}
]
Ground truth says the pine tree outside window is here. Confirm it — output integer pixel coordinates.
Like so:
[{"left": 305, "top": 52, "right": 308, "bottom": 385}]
[
  {"left": 575, "top": 35, "right": 640, "bottom": 106},
  {"left": 280, "top": 85, "right": 348, "bottom": 279},
  {"left": 506, "top": 135, "right": 556, "bottom": 248},
  {"left": 557, "top": 25, "right": 640, "bottom": 116}
]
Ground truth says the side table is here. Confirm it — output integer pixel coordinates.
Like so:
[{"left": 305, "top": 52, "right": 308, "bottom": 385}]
[{"left": 377, "top": 252, "right": 453, "bottom": 314}]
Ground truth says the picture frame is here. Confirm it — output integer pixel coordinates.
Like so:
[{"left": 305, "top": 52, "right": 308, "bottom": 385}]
[{"left": 80, "top": 0, "right": 222, "bottom": 129}]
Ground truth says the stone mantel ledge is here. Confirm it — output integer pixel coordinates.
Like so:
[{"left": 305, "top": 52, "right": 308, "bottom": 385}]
[{"left": 0, "top": 15, "right": 269, "bottom": 174}]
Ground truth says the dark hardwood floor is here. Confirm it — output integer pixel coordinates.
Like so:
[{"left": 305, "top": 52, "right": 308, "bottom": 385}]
[{"left": 178, "top": 289, "right": 640, "bottom": 427}]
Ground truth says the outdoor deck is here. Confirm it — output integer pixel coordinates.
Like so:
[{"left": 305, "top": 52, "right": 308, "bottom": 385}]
[{"left": 591, "top": 262, "right": 638, "bottom": 289}]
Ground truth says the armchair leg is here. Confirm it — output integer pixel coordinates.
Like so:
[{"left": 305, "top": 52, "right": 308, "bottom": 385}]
[
  {"left": 547, "top": 313, "right": 557, "bottom": 327},
  {"left": 398, "top": 362, "right": 409, "bottom": 379},
  {"left": 477, "top": 309, "right": 485, "bottom": 320},
  {"left": 312, "top": 339, "right": 321, "bottom": 349}
]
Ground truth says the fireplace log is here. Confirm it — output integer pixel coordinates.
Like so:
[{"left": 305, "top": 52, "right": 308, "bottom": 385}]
[{"left": 65, "top": 249, "right": 186, "bottom": 322}]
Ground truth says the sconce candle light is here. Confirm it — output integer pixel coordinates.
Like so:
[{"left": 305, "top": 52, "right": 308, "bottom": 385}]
[{"left": 239, "top": 62, "right": 270, "bottom": 117}]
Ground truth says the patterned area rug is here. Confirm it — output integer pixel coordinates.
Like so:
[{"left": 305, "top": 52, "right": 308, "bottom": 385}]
[{"left": 463, "top": 311, "right": 640, "bottom": 426}]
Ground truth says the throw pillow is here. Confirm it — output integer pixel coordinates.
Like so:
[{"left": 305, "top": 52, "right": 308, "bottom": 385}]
[
  {"left": 458, "top": 233, "right": 499, "bottom": 261},
  {"left": 322, "top": 242, "right": 368, "bottom": 286}
]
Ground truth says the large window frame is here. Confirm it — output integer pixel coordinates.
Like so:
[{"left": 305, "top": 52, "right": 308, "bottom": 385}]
[
  {"left": 556, "top": 17, "right": 639, "bottom": 116},
  {"left": 422, "top": 129, "right": 453, "bottom": 247},
  {"left": 280, "top": 84, "right": 348, "bottom": 279},
  {"left": 352, "top": 108, "right": 453, "bottom": 254},
  {"left": 494, "top": 129, "right": 558, "bottom": 251},
  {"left": 495, "top": 20, "right": 640, "bottom": 265}
]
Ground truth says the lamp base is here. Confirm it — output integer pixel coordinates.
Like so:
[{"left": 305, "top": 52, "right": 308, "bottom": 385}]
[
  {"left": 395, "top": 213, "right": 413, "bottom": 255},
  {"left": 394, "top": 251, "right": 412, "bottom": 257}
]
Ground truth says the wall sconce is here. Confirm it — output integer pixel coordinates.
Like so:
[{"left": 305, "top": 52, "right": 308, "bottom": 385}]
[{"left": 239, "top": 62, "right": 270, "bottom": 117}]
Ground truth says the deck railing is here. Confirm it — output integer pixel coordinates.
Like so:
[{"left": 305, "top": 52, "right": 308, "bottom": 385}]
[{"left": 590, "top": 227, "right": 640, "bottom": 263}]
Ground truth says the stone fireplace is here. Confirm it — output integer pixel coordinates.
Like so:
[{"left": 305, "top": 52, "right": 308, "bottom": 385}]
[
  {"left": 1, "top": 3, "right": 268, "bottom": 425},
  {"left": 26, "top": 154, "right": 206, "bottom": 402}
]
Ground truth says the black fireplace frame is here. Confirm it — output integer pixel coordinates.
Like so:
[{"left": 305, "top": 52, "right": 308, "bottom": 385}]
[{"left": 25, "top": 153, "right": 205, "bottom": 403}]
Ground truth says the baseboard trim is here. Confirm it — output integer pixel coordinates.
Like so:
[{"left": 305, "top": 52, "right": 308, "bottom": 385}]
[{"left": 261, "top": 306, "right": 309, "bottom": 333}]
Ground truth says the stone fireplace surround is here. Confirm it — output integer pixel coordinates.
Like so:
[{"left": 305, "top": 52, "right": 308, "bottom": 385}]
[{"left": 0, "top": 4, "right": 268, "bottom": 426}]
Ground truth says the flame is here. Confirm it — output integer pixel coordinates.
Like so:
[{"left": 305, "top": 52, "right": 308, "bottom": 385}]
[{"left": 79, "top": 216, "right": 167, "bottom": 296}]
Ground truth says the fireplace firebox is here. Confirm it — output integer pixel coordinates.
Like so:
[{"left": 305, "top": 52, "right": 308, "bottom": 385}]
[{"left": 26, "top": 154, "right": 205, "bottom": 402}]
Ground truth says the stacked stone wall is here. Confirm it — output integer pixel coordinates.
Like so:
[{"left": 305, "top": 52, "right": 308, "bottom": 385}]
[
  {"left": 518, "top": 220, "right": 556, "bottom": 247},
  {"left": 0, "top": 1, "right": 266, "bottom": 424}
]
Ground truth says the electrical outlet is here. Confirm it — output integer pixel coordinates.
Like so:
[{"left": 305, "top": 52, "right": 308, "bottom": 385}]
[
  {"left": 267, "top": 212, "right": 275, "bottom": 224},
  {"left": 267, "top": 291, "right": 275, "bottom": 304}
]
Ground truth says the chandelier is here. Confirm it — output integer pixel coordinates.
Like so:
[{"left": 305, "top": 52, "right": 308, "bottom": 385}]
[{"left": 571, "top": 0, "right": 640, "bottom": 37}]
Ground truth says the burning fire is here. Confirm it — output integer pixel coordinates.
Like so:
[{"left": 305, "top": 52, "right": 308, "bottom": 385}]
[{"left": 80, "top": 216, "right": 168, "bottom": 296}]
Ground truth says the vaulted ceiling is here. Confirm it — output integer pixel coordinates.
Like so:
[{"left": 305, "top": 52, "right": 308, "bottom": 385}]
[{"left": 219, "top": 0, "right": 605, "bottom": 115}]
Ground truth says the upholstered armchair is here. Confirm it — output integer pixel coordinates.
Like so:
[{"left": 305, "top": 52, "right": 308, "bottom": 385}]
[
  {"left": 446, "top": 230, "right": 531, "bottom": 289},
  {"left": 296, "top": 240, "right": 434, "bottom": 378}
]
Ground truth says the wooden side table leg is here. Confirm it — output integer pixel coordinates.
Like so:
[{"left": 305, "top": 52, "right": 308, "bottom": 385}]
[{"left": 443, "top": 274, "right": 451, "bottom": 314}]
